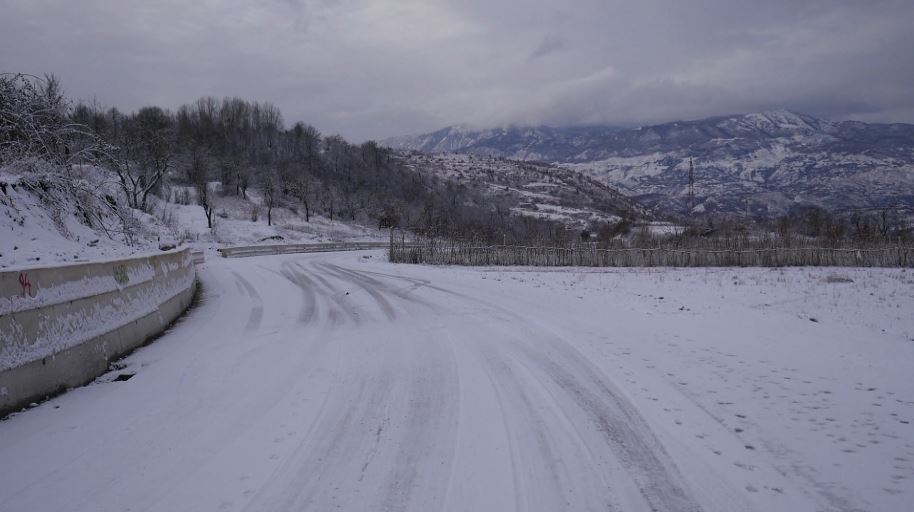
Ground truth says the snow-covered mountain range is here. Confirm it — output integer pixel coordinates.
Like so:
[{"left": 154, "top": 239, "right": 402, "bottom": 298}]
[{"left": 385, "top": 111, "right": 914, "bottom": 217}]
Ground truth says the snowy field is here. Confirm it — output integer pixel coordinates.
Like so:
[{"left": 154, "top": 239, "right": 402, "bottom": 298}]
[{"left": 1, "top": 251, "right": 912, "bottom": 511}]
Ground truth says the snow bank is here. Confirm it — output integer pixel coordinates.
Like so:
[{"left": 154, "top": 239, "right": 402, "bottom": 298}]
[{"left": 0, "top": 166, "right": 173, "bottom": 269}]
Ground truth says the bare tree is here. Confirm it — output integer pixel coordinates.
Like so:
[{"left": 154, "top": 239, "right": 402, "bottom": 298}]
[
  {"left": 323, "top": 134, "right": 348, "bottom": 175},
  {"left": 320, "top": 185, "right": 336, "bottom": 221},
  {"left": 238, "top": 165, "right": 251, "bottom": 199},
  {"left": 0, "top": 73, "right": 105, "bottom": 166},
  {"left": 107, "top": 106, "right": 175, "bottom": 210},
  {"left": 294, "top": 177, "right": 312, "bottom": 222},
  {"left": 261, "top": 168, "right": 278, "bottom": 226},
  {"left": 188, "top": 149, "right": 215, "bottom": 229}
]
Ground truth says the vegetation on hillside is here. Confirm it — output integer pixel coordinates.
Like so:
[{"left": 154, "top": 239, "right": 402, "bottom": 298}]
[
  {"left": 2, "top": 73, "right": 578, "bottom": 244},
  {"left": 2, "top": 73, "right": 910, "bottom": 256}
]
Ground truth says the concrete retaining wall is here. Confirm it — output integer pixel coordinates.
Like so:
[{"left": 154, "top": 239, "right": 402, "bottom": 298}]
[{"left": 0, "top": 248, "right": 196, "bottom": 416}]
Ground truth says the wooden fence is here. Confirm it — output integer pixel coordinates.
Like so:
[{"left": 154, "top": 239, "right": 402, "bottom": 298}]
[{"left": 389, "top": 238, "right": 914, "bottom": 268}]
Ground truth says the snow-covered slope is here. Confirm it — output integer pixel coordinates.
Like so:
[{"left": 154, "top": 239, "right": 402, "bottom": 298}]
[
  {"left": 157, "top": 185, "right": 384, "bottom": 249},
  {"left": 1, "top": 165, "right": 385, "bottom": 269},
  {"left": 0, "top": 165, "right": 174, "bottom": 269},
  {"left": 385, "top": 124, "right": 624, "bottom": 162},
  {"left": 386, "top": 111, "right": 914, "bottom": 217},
  {"left": 395, "top": 151, "right": 648, "bottom": 229}
]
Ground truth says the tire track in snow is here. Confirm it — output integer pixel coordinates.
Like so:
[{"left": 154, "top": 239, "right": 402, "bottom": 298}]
[
  {"left": 316, "top": 262, "right": 398, "bottom": 321},
  {"left": 350, "top": 266, "right": 468, "bottom": 303},
  {"left": 231, "top": 271, "right": 263, "bottom": 332},
  {"left": 242, "top": 334, "right": 459, "bottom": 510},
  {"left": 379, "top": 331, "right": 460, "bottom": 512},
  {"left": 324, "top": 263, "right": 438, "bottom": 308},
  {"left": 476, "top": 344, "right": 623, "bottom": 511},
  {"left": 514, "top": 339, "right": 702, "bottom": 512},
  {"left": 343, "top": 261, "right": 701, "bottom": 511},
  {"left": 267, "top": 260, "right": 360, "bottom": 326},
  {"left": 244, "top": 371, "right": 396, "bottom": 511},
  {"left": 277, "top": 261, "right": 319, "bottom": 325},
  {"left": 238, "top": 256, "right": 462, "bottom": 512},
  {"left": 401, "top": 270, "right": 705, "bottom": 511},
  {"left": 297, "top": 261, "right": 363, "bottom": 326},
  {"left": 494, "top": 299, "right": 702, "bottom": 510}
]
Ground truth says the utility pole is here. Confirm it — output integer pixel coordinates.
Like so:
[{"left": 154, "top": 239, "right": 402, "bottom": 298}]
[{"left": 688, "top": 158, "right": 695, "bottom": 218}]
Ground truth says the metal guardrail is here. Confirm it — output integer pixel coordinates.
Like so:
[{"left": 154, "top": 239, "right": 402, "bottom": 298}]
[{"left": 217, "top": 242, "right": 390, "bottom": 259}]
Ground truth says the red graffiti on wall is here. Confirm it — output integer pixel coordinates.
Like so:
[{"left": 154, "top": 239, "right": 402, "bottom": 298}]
[{"left": 18, "top": 272, "right": 32, "bottom": 296}]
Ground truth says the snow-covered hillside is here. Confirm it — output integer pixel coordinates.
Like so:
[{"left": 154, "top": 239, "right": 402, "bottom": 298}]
[
  {"left": 0, "top": 165, "right": 174, "bottom": 269},
  {"left": 155, "top": 185, "right": 384, "bottom": 249},
  {"left": 385, "top": 124, "right": 625, "bottom": 161},
  {"left": 386, "top": 111, "right": 914, "bottom": 217},
  {"left": 395, "top": 151, "right": 648, "bottom": 229},
  {"left": 1, "top": 165, "right": 385, "bottom": 269}
]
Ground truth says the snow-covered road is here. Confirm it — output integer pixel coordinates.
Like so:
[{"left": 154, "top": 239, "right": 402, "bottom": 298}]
[{"left": 2, "top": 252, "right": 913, "bottom": 511}]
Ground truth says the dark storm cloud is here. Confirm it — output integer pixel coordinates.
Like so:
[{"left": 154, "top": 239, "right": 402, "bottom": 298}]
[{"left": 2, "top": 0, "right": 913, "bottom": 140}]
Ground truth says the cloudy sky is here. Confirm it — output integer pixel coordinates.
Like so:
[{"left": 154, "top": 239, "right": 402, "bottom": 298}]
[{"left": 2, "top": 0, "right": 913, "bottom": 141}]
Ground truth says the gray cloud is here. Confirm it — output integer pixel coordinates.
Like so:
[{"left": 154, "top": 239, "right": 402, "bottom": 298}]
[
  {"left": 529, "top": 34, "right": 567, "bottom": 60},
  {"left": 1, "top": 0, "right": 913, "bottom": 141}
]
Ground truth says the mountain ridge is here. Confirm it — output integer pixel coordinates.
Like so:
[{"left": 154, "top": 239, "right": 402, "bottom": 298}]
[{"left": 384, "top": 111, "right": 914, "bottom": 217}]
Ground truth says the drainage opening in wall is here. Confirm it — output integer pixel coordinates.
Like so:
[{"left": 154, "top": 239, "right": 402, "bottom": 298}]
[{"left": 113, "top": 373, "right": 135, "bottom": 382}]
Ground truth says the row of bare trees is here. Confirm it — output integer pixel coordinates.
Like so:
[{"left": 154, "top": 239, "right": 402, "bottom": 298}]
[
  {"left": 124, "top": 95, "right": 565, "bottom": 239},
  {"left": 2, "top": 73, "right": 565, "bottom": 240}
]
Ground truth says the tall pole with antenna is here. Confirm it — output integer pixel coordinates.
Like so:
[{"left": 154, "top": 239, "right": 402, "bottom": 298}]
[{"left": 688, "top": 157, "right": 695, "bottom": 218}]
